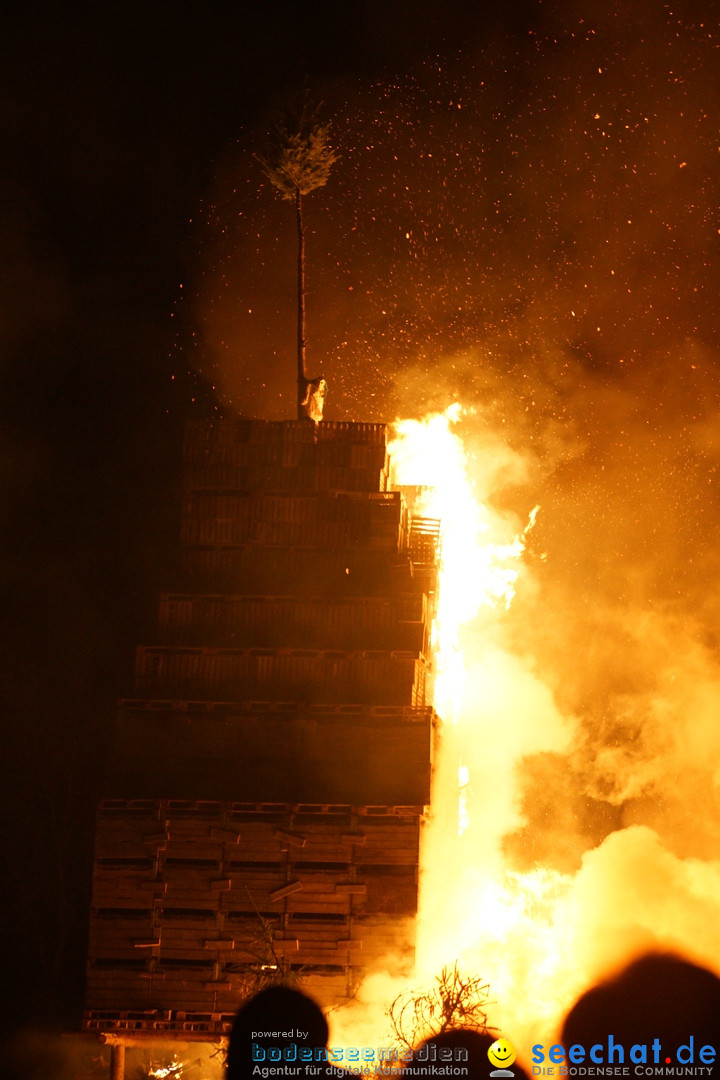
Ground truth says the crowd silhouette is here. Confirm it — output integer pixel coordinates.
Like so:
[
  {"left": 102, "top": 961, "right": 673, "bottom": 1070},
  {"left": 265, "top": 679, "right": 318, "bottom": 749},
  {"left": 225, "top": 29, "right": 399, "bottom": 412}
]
[
  {"left": 561, "top": 953, "right": 720, "bottom": 1055},
  {"left": 225, "top": 953, "right": 720, "bottom": 1079}
]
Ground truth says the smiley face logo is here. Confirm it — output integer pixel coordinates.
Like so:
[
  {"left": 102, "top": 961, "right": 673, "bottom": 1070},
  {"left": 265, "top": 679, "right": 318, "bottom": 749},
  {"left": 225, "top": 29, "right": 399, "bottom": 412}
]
[{"left": 488, "top": 1038, "right": 517, "bottom": 1070}]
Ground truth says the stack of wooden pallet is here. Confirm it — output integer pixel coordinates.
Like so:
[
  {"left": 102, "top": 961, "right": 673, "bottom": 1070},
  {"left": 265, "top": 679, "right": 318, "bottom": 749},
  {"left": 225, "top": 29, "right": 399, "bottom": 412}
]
[{"left": 83, "top": 419, "right": 438, "bottom": 1038}]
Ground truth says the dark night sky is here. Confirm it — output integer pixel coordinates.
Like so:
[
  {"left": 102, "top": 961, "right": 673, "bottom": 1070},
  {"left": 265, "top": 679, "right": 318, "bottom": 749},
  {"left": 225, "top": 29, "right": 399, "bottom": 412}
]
[{"left": 3, "top": 0, "right": 720, "bottom": 1048}]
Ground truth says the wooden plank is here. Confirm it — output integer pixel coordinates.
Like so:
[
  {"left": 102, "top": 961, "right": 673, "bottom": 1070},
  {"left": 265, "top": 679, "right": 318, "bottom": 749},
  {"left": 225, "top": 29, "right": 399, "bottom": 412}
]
[{"left": 269, "top": 881, "right": 303, "bottom": 901}]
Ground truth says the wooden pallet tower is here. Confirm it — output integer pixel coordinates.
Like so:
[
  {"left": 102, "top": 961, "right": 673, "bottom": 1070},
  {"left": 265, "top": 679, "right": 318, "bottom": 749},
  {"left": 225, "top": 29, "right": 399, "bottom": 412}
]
[{"left": 82, "top": 419, "right": 439, "bottom": 1069}]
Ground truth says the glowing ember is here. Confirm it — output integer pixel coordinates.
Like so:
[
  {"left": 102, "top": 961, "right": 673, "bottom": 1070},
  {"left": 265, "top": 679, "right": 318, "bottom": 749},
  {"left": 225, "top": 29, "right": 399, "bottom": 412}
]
[{"left": 148, "top": 1058, "right": 183, "bottom": 1078}]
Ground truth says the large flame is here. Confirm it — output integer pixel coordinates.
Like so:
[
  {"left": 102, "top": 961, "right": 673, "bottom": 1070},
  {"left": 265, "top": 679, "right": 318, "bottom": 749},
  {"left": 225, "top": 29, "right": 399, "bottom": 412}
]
[
  {"left": 329, "top": 404, "right": 720, "bottom": 1064},
  {"left": 388, "top": 406, "right": 573, "bottom": 1046}
]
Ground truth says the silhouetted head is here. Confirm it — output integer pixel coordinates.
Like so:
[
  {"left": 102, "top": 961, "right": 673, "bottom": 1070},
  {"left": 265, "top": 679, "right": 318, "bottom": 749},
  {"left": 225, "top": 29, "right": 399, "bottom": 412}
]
[
  {"left": 403, "top": 1028, "right": 530, "bottom": 1080},
  {"left": 226, "top": 985, "right": 328, "bottom": 1079},
  {"left": 562, "top": 952, "right": 720, "bottom": 1048}
]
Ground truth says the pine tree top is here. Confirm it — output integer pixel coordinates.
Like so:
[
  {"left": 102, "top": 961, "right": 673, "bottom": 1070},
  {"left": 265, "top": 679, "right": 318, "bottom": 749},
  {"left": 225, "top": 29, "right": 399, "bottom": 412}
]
[{"left": 257, "top": 93, "right": 338, "bottom": 200}]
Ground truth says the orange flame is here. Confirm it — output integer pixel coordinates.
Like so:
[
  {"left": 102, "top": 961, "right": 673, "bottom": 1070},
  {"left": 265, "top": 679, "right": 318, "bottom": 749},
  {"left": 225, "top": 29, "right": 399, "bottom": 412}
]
[
  {"left": 388, "top": 405, "right": 570, "bottom": 1049},
  {"left": 331, "top": 405, "right": 720, "bottom": 1063},
  {"left": 388, "top": 404, "right": 531, "bottom": 727}
]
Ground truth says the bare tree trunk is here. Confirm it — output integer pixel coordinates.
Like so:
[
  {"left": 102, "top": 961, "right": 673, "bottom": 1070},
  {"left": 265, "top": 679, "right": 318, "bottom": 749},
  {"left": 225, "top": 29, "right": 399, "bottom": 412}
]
[{"left": 295, "top": 186, "right": 306, "bottom": 419}]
